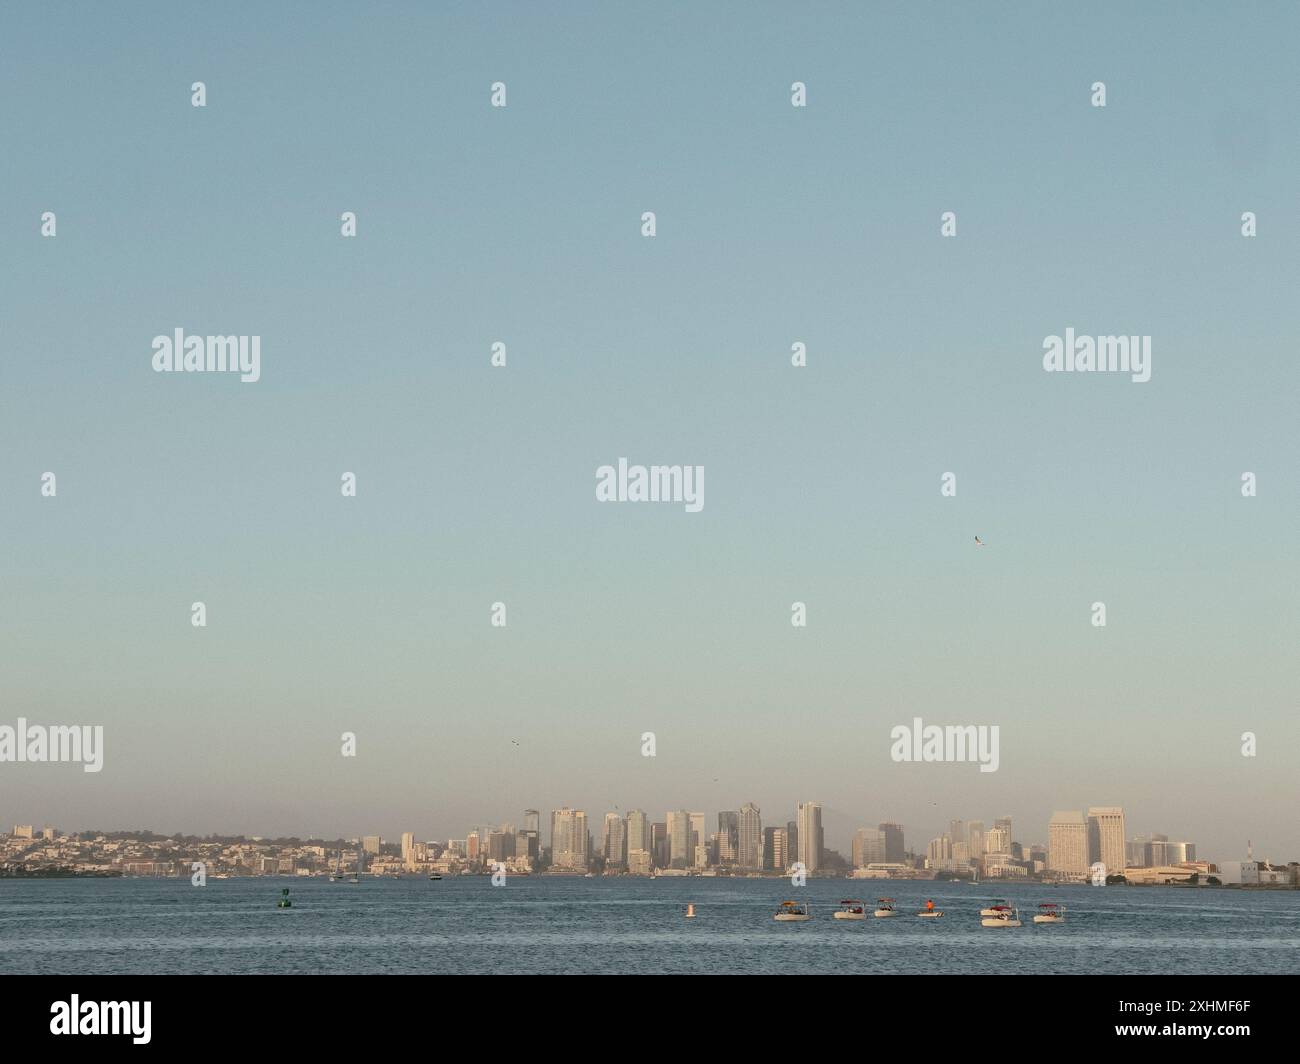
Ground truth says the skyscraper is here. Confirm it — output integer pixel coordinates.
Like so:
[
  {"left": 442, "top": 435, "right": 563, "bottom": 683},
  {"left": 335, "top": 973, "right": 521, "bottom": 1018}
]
[
  {"left": 718, "top": 810, "right": 740, "bottom": 866},
  {"left": 625, "top": 809, "right": 650, "bottom": 857},
  {"left": 852, "top": 828, "right": 886, "bottom": 868},
  {"left": 523, "top": 808, "right": 540, "bottom": 853},
  {"left": 1048, "top": 811, "right": 1088, "bottom": 877},
  {"left": 797, "top": 802, "right": 823, "bottom": 873},
  {"left": 709, "top": 831, "right": 730, "bottom": 866},
  {"left": 1150, "top": 833, "right": 1169, "bottom": 866},
  {"left": 927, "top": 835, "right": 953, "bottom": 865},
  {"left": 667, "top": 810, "right": 692, "bottom": 869},
  {"left": 995, "top": 816, "right": 1012, "bottom": 846},
  {"left": 967, "top": 820, "right": 985, "bottom": 859},
  {"left": 514, "top": 831, "right": 534, "bottom": 863},
  {"left": 487, "top": 830, "right": 514, "bottom": 861},
  {"left": 400, "top": 832, "right": 415, "bottom": 866},
  {"left": 879, "top": 822, "right": 904, "bottom": 862},
  {"left": 652, "top": 821, "right": 669, "bottom": 868},
  {"left": 551, "top": 807, "right": 589, "bottom": 870},
  {"left": 738, "top": 803, "right": 763, "bottom": 870},
  {"left": 1087, "top": 807, "right": 1127, "bottom": 873},
  {"left": 764, "top": 826, "right": 787, "bottom": 871},
  {"left": 689, "top": 812, "right": 706, "bottom": 865},
  {"left": 602, "top": 812, "right": 626, "bottom": 868}
]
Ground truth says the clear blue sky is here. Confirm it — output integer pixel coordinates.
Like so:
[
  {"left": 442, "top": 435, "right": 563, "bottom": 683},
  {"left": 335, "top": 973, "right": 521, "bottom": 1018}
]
[{"left": 1, "top": 2, "right": 1296, "bottom": 861}]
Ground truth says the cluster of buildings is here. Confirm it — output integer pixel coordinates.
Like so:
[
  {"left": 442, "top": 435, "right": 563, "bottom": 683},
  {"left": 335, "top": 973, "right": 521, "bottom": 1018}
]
[
  {"left": 927, "top": 808, "right": 1210, "bottom": 884},
  {"left": 407, "top": 803, "right": 1280, "bottom": 887},
  {"left": 0, "top": 826, "right": 443, "bottom": 878},
  {"left": 4, "top": 809, "right": 1296, "bottom": 887},
  {"left": 435, "top": 803, "right": 827, "bottom": 877},
  {"left": 920, "top": 808, "right": 1130, "bottom": 882}
]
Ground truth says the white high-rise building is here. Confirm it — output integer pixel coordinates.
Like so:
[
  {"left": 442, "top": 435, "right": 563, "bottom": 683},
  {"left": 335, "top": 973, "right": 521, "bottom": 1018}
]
[
  {"left": 927, "top": 836, "right": 953, "bottom": 866},
  {"left": 400, "top": 832, "right": 416, "bottom": 868},
  {"left": 1088, "top": 807, "right": 1127, "bottom": 873},
  {"left": 667, "top": 810, "right": 692, "bottom": 869},
  {"left": 1048, "top": 811, "right": 1089, "bottom": 876},
  {"left": 738, "top": 803, "right": 763, "bottom": 870},
  {"left": 551, "top": 807, "right": 589, "bottom": 870},
  {"left": 797, "top": 802, "right": 823, "bottom": 873}
]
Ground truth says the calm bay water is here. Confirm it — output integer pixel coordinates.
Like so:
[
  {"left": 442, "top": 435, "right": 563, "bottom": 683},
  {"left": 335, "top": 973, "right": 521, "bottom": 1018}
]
[{"left": 2, "top": 876, "right": 1298, "bottom": 975}]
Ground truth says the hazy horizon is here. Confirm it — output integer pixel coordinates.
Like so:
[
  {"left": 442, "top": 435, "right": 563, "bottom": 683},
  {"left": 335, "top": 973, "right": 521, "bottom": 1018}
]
[{"left": 2, "top": 3, "right": 1296, "bottom": 863}]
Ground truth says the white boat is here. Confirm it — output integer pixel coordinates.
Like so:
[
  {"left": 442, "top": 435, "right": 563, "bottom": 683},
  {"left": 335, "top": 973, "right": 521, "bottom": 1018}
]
[
  {"left": 916, "top": 907, "right": 944, "bottom": 918},
  {"left": 1032, "top": 902, "right": 1065, "bottom": 924},
  {"left": 833, "top": 899, "right": 866, "bottom": 920},
  {"left": 774, "top": 900, "right": 811, "bottom": 922},
  {"left": 873, "top": 897, "right": 899, "bottom": 918},
  {"left": 981, "top": 905, "right": 1022, "bottom": 928},
  {"left": 979, "top": 898, "right": 1011, "bottom": 917}
]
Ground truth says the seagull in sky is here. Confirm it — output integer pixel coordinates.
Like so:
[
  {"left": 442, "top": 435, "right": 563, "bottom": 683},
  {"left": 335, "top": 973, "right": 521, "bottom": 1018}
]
[{"left": 974, "top": 536, "right": 986, "bottom": 547}]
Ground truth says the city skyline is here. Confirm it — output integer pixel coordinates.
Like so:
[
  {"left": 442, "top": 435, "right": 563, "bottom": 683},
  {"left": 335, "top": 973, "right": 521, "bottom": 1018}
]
[{"left": 6, "top": 796, "right": 1279, "bottom": 871}]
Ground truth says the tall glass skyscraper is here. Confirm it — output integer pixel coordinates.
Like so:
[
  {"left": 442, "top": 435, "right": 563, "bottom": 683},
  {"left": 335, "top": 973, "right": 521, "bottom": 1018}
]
[{"left": 738, "top": 803, "right": 762, "bottom": 870}]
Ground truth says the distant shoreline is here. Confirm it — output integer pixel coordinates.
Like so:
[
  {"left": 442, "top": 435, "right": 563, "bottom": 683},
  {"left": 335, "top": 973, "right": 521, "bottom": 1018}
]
[{"left": 2, "top": 870, "right": 1294, "bottom": 890}]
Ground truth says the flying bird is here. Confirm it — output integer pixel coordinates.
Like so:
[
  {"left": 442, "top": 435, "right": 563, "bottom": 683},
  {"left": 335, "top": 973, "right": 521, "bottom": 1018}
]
[{"left": 974, "top": 536, "right": 986, "bottom": 547}]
